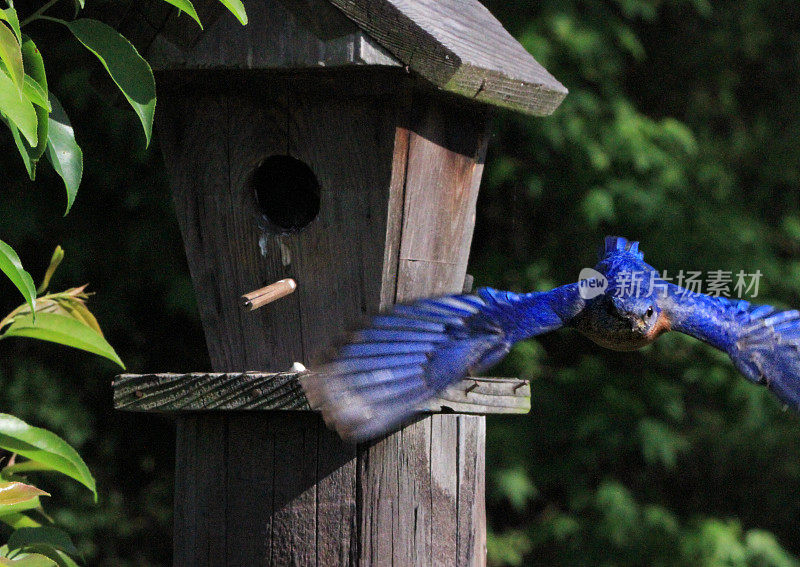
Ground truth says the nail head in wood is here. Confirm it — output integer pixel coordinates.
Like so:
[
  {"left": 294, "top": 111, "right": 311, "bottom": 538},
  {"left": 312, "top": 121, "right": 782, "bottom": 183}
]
[{"left": 242, "top": 278, "right": 297, "bottom": 310}]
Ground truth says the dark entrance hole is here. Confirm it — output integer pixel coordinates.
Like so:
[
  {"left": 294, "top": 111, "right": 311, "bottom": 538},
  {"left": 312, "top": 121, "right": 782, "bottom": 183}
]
[{"left": 252, "top": 155, "right": 321, "bottom": 233}]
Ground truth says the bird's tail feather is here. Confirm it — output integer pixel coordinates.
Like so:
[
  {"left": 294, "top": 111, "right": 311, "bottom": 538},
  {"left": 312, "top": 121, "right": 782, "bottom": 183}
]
[{"left": 301, "top": 293, "right": 509, "bottom": 442}]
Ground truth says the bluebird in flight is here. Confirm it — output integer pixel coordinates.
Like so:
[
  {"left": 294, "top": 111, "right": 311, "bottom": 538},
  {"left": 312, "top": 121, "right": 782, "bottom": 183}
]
[{"left": 302, "top": 237, "right": 800, "bottom": 441}]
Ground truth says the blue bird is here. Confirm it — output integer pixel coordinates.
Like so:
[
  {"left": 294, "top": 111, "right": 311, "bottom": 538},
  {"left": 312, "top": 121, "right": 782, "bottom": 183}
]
[{"left": 302, "top": 236, "right": 800, "bottom": 442}]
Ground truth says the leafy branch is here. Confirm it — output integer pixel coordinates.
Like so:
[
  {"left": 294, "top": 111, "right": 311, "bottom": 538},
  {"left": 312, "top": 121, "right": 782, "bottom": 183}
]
[
  {"left": 0, "top": 245, "right": 122, "bottom": 565},
  {"left": 0, "top": 413, "right": 94, "bottom": 567},
  {"left": 0, "top": 245, "right": 123, "bottom": 368}
]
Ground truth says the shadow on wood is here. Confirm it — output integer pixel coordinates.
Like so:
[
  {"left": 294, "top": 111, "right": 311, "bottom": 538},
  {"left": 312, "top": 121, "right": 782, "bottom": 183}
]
[{"left": 176, "top": 412, "right": 359, "bottom": 564}]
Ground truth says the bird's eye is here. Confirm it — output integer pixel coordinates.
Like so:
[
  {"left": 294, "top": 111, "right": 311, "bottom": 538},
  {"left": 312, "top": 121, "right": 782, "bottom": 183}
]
[{"left": 645, "top": 306, "right": 654, "bottom": 319}]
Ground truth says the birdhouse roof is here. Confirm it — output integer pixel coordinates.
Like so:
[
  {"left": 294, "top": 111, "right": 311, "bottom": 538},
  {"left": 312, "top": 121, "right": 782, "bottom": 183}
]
[
  {"left": 114, "top": 0, "right": 567, "bottom": 116},
  {"left": 325, "top": 0, "right": 567, "bottom": 115}
]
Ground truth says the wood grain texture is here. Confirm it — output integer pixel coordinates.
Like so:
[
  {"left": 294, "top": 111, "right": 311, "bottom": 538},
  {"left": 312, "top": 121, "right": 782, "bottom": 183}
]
[
  {"left": 114, "top": 372, "right": 531, "bottom": 414},
  {"left": 457, "top": 415, "right": 487, "bottom": 566},
  {"left": 327, "top": 0, "right": 568, "bottom": 115},
  {"left": 159, "top": 71, "right": 405, "bottom": 371},
  {"left": 397, "top": 92, "right": 490, "bottom": 301},
  {"left": 173, "top": 414, "right": 228, "bottom": 566}
]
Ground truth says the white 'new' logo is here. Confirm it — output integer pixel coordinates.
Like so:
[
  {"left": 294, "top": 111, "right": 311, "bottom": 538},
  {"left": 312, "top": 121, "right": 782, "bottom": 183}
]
[{"left": 578, "top": 268, "right": 608, "bottom": 299}]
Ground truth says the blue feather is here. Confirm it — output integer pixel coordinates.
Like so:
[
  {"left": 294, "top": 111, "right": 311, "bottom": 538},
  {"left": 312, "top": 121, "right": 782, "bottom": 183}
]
[
  {"left": 340, "top": 342, "right": 438, "bottom": 357},
  {"left": 306, "top": 234, "right": 800, "bottom": 442},
  {"left": 333, "top": 353, "right": 429, "bottom": 373},
  {"left": 357, "top": 328, "right": 447, "bottom": 342},
  {"left": 371, "top": 315, "right": 447, "bottom": 333}
]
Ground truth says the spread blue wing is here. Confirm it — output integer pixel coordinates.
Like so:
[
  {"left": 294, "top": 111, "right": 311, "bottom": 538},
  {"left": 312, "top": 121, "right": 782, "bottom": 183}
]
[
  {"left": 302, "top": 284, "right": 581, "bottom": 442},
  {"left": 670, "top": 292, "right": 800, "bottom": 411},
  {"left": 730, "top": 302, "right": 800, "bottom": 410}
]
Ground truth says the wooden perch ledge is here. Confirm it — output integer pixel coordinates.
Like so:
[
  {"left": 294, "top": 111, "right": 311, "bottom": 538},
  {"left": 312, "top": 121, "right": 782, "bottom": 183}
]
[{"left": 113, "top": 372, "right": 531, "bottom": 415}]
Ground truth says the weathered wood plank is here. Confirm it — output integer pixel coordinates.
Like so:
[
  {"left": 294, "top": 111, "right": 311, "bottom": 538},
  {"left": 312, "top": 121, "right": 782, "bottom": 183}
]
[
  {"left": 354, "top": 90, "right": 493, "bottom": 566},
  {"left": 159, "top": 72, "right": 411, "bottom": 566},
  {"left": 397, "top": 419, "right": 433, "bottom": 565},
  {"left": 316, "top": 425, "right": 358, "bottom": 565},
  {"left": 173, "top": 414, "right": 229, "bottom": 566},
  {"left": 457, "top": 415, "right": 487, "bottom": 566},
  {"left": 224, "top": 414, "right": 277, "bottom": 564},
  {"left": 430, "top": 414, "right": 458, "bottom": 566},
  {"left": 379, "top": 125, "right": 411, "bottom": 311},
  {"left": 396, "top": 92, "right": 490, "bottom": 301},
  {"left": 270, "top": 414, "right": 318, "bottom": 566},
  {"left": 113, "top": 372, "right": 531, "bottom": 415},
  {"left": 159, "top": 71, "right": 407, "bottom": 370},
  {"left": 327, "top": 0, "right": 568, "bottom": 115}
]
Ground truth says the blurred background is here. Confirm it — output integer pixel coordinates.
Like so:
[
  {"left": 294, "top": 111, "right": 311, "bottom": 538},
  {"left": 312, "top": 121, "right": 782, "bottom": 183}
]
[{"left": 3, "top": 0, "right": 800, "bottom": 565}]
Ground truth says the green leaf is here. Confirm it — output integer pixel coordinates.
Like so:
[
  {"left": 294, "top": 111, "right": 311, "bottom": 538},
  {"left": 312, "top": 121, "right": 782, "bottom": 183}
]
[
  {"left": 0, "top": 554, "right": 58, "bottom": 567},
  {"left": 0, "top": 9, "right": 21, "bottom": 44},
  {"left": 0, "top": 239, "right": 36, "bottom": 315},
  {"left": 0, "top": 414, "right": 96, "bottom": 500},
  {"left": 4, "top": 118, "right": 33, "bottom": 179},
  {"left": 0, "top": 71, "right": 37, "bottom": 146},
  {"left": 17, "top": 549, "right": 76, "bottom": 567},
  {"left": 5, "top": 36, "right": 49, "bottom": 179},
  {"left": 2, "top": 313, "right": 124, "bottom": 369},
  {"left": 22, "top": 76, "right": 49, "bottom": 111},
  {"left": 0, "top": 486, "right": 50, "bottom": 515},
  {"left": 161, "top": 0, "right": 202, "bottom": 28},
  {"left": 3, "top": 461, "right": 53, "bottom": 476},
  {"left": 0, "top": 21, "right": 23, "bottom": 92},
  {"left": 20, "top": 37, "right": 48, "bottom": 163},
  {"left": 0, "top": 497, "right": 41, "bottom": 517},
  {"left": 8, "top": 528, "right": 79, "bottom": 558},
  {"left": 45, "top": 95, "right": 82, "bottom": 214},
  {"left": 37, "top": 246, "right": 64, "bottom": 294},
  {"left": 57, "top": 18, "right": 155, "bottom": 146},
  {"left": 218, "top": 0, "right": 247, "bottom": 24},
  {"left": 0, "top": 514, "right": 40, "bottom": 530}
]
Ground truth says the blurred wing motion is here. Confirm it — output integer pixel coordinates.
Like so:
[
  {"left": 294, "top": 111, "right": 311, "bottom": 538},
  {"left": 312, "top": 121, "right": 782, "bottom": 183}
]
[
  {"left": 302, "top": 285, "right": 580, "bottom": 442},
  {"left": 672, "top": 295, "right": 800, "bottom": 411}
]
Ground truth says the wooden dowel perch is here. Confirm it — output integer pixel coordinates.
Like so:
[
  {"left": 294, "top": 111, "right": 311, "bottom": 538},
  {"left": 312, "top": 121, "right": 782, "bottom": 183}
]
[{"left": 242, "top": 278, "right": 296, "bottom": 310}]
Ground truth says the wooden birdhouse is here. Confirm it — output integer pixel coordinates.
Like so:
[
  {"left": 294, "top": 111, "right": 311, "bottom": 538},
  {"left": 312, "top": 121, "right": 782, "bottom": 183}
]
[{"left": 111, "top": 0, "right": 567, "bottom": 565}]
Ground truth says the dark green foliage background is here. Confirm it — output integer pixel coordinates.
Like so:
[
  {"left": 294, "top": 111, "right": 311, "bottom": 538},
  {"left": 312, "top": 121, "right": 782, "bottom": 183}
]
[{"left": 2, "top": 1, "right": 800, "bottom": 565}]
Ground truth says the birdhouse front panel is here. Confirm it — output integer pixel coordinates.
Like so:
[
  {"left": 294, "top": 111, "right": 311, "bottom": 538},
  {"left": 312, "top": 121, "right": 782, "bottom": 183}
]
[{"left": 159, "top": 71, "right": 410, "bottom": 371}]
